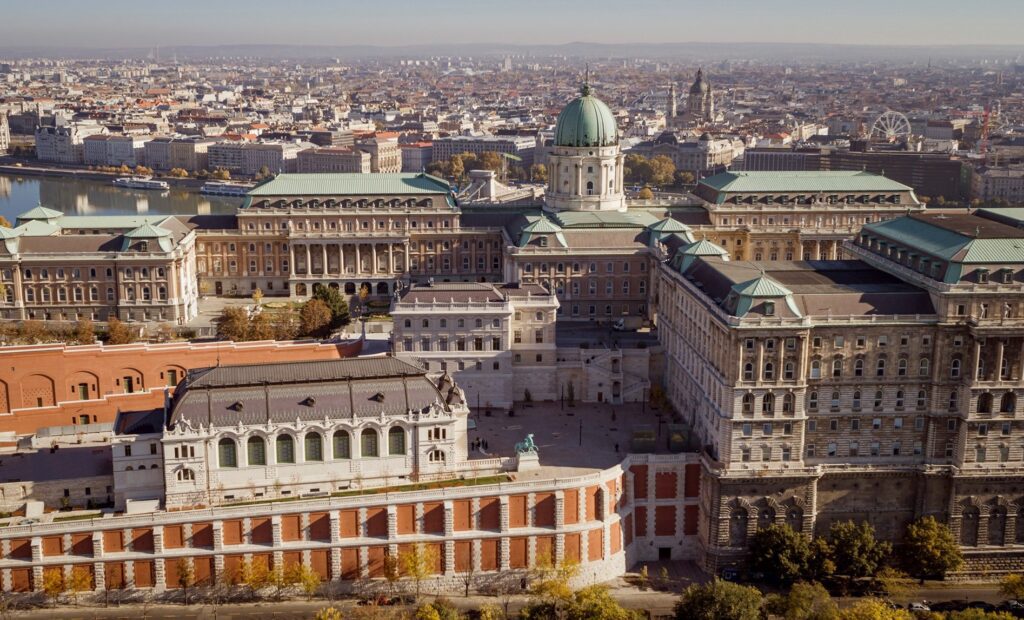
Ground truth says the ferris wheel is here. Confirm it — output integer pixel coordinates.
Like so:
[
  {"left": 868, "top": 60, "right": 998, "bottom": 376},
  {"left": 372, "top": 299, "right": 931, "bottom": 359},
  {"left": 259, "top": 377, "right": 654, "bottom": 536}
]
[{"left": 870, "top": 110, "right": 912, "bottom": 142}]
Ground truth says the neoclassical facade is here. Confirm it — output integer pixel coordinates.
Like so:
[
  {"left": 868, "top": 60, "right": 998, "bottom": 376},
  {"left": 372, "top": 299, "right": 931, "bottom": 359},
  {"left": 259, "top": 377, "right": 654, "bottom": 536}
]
[{"left": 656, "top": 208, "right": 1024, "bottom": 573}]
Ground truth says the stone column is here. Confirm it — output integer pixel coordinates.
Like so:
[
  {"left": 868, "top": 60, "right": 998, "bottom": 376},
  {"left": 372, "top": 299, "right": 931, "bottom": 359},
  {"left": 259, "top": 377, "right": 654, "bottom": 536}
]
[
  {"left": 304, "top": 244, "right": 311, "bottom": 275},
  {"left": 997, "top": 340, "right": 1006, "bottom": 381},
  {"left": 329, "top": 511, "right": 342, "bottom": 579},
  {"left": 443, "top": 501, "right": 455, "bottom": 576},
  {"left": 271, "top": 515, "right": 283, "bottom": 570},
  {"left": 153, "top": 525, "right": 166, "bottom": 592},
  {"left": 289, "top": 243, "right": 295, "bottom": 276},
  {"left": 355, "top": 245, "right": 362, "bottom": 275},
  {"left": 756, "top": 339, "right": 765, "bottom": 385},
  {"left": 388, "top": 244, "right": 395, "bottom": 274},
  {"left": 372, "top": 245, "right": 378, "bottom": 275},
  {"left": 973, "top": 340, "right": 983, "bottom": 382}
]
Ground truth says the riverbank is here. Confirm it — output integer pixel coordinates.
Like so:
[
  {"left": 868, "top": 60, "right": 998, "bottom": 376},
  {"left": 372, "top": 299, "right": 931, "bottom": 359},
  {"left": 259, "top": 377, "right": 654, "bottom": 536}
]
[{"left": 0, "top": 157, "right": 221, "bottom": 193}]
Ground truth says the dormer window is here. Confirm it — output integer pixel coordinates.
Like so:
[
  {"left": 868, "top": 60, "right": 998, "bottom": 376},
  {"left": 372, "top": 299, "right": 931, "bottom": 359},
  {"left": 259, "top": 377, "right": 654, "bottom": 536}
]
[
  {"left": 977, "top": 269, "right": 989, "bottom": 284},
  {"left": 539, "top": 237, "right": 548, "bottom": 247},
  {"left": 764, "top": 301, "right": 775, "bottom": 316},
  {"left": 1003, "top": 269, "right": 1014, "bottom": 284}
]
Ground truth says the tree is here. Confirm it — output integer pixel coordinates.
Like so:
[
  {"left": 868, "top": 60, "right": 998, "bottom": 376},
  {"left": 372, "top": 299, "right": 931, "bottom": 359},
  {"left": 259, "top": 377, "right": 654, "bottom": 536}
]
[
  {"left": 675, "top": 170, "right": 696, "bottom": 186},
  {"left": 248, "top": 312, "right": 276, "bottom": 341},
  {"left": 1000, "top": 572, "right": 1024, "bottom": 600},
  {"left": 239, "top": 558, "right": 271, "bottom": 599},
  {"left": 647, "top": 155, "right": 676, "bottom": 186},
  {"left": 0, "top": 216, "right": 11, "bottom": 228},
  {"left": 902, "top": 516, "right": 963, "bottom": 581},
  {"left": 18, "top": 319, "right": 50, "bottom": 344},
  {"left": 300, "top": 299, "right": 333, "bottom": 338},
  {"left": 313, "top": 286, "right": 351, "bottom": 328},
  {"left": 837, "top": 598, "right": 912, "bottom": 620},
  {"left": 74, "top": 319, "right": 95, "bottom": 345},
  {"left": 314, "top": 607, "right": 344, "bottom": 620},
  {"left": 448, "top": 154, "right": 465, "bottom": 181},
  {"left": 873, "top": 567, "right": 912, "bottom": 599},
  {"left": 382, "top": 553, "right": 402, "bottom": 596},
  {"left": 400, "top": 542, "right": 439, "bottom": 600},
  {"left": 290, "top": 563, "right": 322, "bottom": 600},
  {"left": 766, "top": 582, "right": 838, "bottom": 620},
  {"left": 252, "top": 288, "right": 264, "bottom": 306},
  {"left": 527, "top": 557, "right": 579, "bottom": 616},
  {"left": 175, "top": 558, "right": 195, "bottom": 605},
  {"left": 826, "top": 521, "right": 891, "bottom": 581},
  {"left": 68, "top": 567, "right": 92, "bottom": 605},
  {"left": 256, "top": 165, "right": 271, "bottom": 180},
  {"left": 638, "top": 187, "right": 654, "bottom": 200},
  {"left": 479, "top": 151, "right": 504, "bottom": 174},
  {"left": 212, "top": 167, "right": 231, "bottom": 180},
  {"left": 945, "top": 611, "right": 1016, "bottom": 620},
  {"left": 274, "top": 311, "right": 300, "bottom": 340},
  {"left": 673, "top": 579, "right": 763, "bottom": 620},
  {"left": 215, "top": 306, "right": 251, "bottom": 341},
  {"left": 106, "top": 317, "right": 137, "bottom": 345},
  {"left": 168, "top": 167, "right": 189, "bottom": 178},
  {"left": 530, "top": 163, "right": 548, "bottom": 183},
  {"left": 749, "top": 523, "right": 813, "bottom": 585},
  {"left": 565, "top": 585, "right": 642, "bottom": 620},
  {"left": 42, "top": 568, "right": 63, "bottom": 608},
  {"left": 156, "top": 322, "right": 175, "bottom": 342}
]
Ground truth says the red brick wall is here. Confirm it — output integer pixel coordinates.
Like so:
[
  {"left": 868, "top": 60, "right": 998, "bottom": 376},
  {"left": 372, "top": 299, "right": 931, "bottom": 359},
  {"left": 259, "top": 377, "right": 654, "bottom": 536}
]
[
  {"left": 397, "top": 504, "right": 415, "bottom": 534},
  {"left": 631, "top": 465, "right": 648, "bottom": 499},
  {"left": 534, "top": 493, "right": 555, "bottom": 527},
  {"left": 422, "top": 502, "right": 444, "bottom": 534}
]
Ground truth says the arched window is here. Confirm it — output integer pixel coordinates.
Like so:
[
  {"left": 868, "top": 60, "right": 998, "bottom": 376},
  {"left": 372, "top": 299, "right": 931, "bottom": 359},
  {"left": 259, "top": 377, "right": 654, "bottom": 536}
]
[
  {"left": 783, "top": 393, "right": 794, "bottom": 413},
  {"left": 978, "top": 393, "right": 993, "bottom": 414},
  {"left": 874, "top": 390, "right": 884, "bottom": 409},
  {"left": 730, "top": 510, "right": 749, "bottom": 546},
  {"left": 218, "top": 438, "right": 237, "bottom": 468},
  {"left": 176, "top": 468, "right": 194, "bottom": 481},
  {"left": 784, "top": 362, "right": 795, "bottom": 380},
  {"left": 586, "top": 180, "right": 594, "bottom": 195},
  {"left": 810, "top": 360, "right": 821, "bottom": 379},
  {"left": 949, "top": 390, "right": 959, "bottom": 411},
  {"left": 876, "top": 359, "right": 886, "bottom": 377},
  {"left": 895, "top": 390, "right": 905, "bottom": 409},
  {"left": 919, "top": 358, "right": 930, "bottom": 376},
  {"left": 853, "top": 390, "right": 862, "bottom": 409},
  {"left": 388, "top": 427, "right": 406, "bottom": 455},
  {"left": 1001, "top": 393, "right": 1016, "bottom": 414},
  {"left": 917, "top": 390, "right": 927, "bottom": 409},
  {"left": 361, "top": 429, "right": 379, "bottom": 457},
  {"left": 763, "top": 362, "right": 774, "bottom": 380},
  {"left": 333, "top": 430, "right": 351, "bottom": 459},
  {"left": 898, "top": 359, "right": 908, "bottom": 376},
  {"left": 743, "top": 363, "right": 754, "bottom": 381},
  {"left": 808, "top": 391, "right": 818, "bottom": 410},
  {"left": 276, "top": 434, "right": 295, "bottom": 464},
  {"left": 951, "top": 358, "right": 961, "bottom": 378},
  {"left": 832, "top": 358, "right": 843, "bottom": 377},
  {"left": 428, "top": 449, "right": 445, "bottom": 463},
  {"left": 762, "top": 393, "right": 775, "bottom": 414},
  {"left": 830, "top": 391, "right": 840, "bottom": 410},
  {"left": 854, "top": 358, "right": 864, "bottom": 377},
  {"left": 742, "top": 393, "right": 754, "bottom": 414},
  {"left": 305, "top": 432, "right": 323, "bottom": 461},
  {"left": 247, "top": 436, "right": 266, "bottom": 465}
]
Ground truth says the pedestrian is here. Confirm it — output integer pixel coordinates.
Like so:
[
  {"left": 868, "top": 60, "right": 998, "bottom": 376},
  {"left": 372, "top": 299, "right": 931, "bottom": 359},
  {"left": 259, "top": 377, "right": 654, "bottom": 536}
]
[{"left": 483, "top": 439, "right": 489, "bottom": 450}]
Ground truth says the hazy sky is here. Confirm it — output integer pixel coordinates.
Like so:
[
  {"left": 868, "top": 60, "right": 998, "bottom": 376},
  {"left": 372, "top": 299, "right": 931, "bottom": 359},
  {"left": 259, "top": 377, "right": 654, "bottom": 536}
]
[{"left": 1, "top": 0, "right": 1021, "bottom": 48}]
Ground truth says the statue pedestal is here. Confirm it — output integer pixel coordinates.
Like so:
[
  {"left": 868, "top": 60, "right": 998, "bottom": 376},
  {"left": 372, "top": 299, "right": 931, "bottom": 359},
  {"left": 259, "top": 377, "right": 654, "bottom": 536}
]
[{"left": 516, "top": 452, "right": 540, "bottom": 472}]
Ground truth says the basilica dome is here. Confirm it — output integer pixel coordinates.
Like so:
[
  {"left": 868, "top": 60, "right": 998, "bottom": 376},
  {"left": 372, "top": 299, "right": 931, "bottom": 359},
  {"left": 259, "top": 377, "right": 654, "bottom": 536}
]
[{"left": 554, "top": 84, "right": 619, "bottom": 148}]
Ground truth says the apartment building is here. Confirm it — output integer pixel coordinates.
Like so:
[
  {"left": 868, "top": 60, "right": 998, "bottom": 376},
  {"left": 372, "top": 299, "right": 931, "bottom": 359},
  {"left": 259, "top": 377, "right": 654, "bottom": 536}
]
[{"left": 296, "top": 147, "right": 371, "bottom": 173}]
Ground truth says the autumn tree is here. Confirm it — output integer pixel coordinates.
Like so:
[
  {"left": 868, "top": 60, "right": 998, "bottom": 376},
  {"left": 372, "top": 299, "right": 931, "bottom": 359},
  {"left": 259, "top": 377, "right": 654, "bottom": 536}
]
[
  {"left": 524, "top": 557, "right": 580, "bottom": 618},
  {"left": 766, "top": 582, "right": 838, "bottom": 620},
  {"left": 18, "top": 319, "right": 50, "bottom": 344},
  {"left": 478, "top": 151, "right": 504, "bottom": 174},
  {"left": 530, "top": 163, "right": 548, "bottom": 183},
  {"left": 313, "top": 286, "right": 351, "bottom": 328},
  {"left": 673, "top": 579, "right": 763, "bottom": 620},
  {"left": 274, "top": 311, "right": 300, "bottom": 340},
  {"left": 215, "top": 306, "right": 251, "bottom": 341},
  {"left": 1000, "top": 572, "right": 1024, "bottom": 600},
  {"left": 74, "top": 319, "right": 95, "bottom": 345},
  {"left": 175, "top": 558, "right": 195, "bottom": 605},
  {"left": 300, "top": 299, "right": 333, "bottom": 338},
  {"left": 248, "top": 312, "right": 276, "bottom": 341},
  {"left": 564, "top": 584, "right": 643, "bottom": 620},
  {"left": 314, "top": 607, "right": 344, "bottom": 620},
  {"left": 400, "top": 543, "right": 439, "bottom": 600},
  {"left": 106, "top": 317, "right": 137, "bottom": 345},
  {"left": 637, "top": 187, "right": 654, "bottom": 200},
  {"left": 68, "top": 567, "right": 92, "bottom": 605},
  {"left": 902, "top": 516, "right": 963, "bottom": 581},
  {"left": 836, "top": 598, "right": 912, "bottom": 620},
  {"left": 42, "top": 568, "right": 63, "bottom": 608}
]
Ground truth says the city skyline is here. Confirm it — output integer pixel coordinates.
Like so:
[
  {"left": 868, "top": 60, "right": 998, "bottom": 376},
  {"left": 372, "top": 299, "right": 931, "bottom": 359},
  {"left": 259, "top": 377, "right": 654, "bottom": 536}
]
[{"left": 1, "top": 0, "right": 1022, "bottom": 49}]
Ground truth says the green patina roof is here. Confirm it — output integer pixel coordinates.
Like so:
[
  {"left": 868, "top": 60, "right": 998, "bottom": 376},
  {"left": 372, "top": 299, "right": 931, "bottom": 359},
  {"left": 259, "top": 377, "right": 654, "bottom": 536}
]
[
  {"left": 17, "top": 205, "right": 63, "bottom": 220},
  {"left": 0, "top": 227, "right": 21, "bottom": 239},
  {"left": 517, "top": 215, "right": 567, "bottom": 247},
  {"left": 863, "top": 217, "right": 1024, "bottom": 265},
  {"left": 247, "top": 173, "right": 453, "bottom": 197},
  {"left": 551, "top": 210, "right": 657, "bottom": 228},
  {"left": 682, "top": 239, "right": 728, "bottom": 256},
  {"left": 731, "top": 276, "right": 793, "bottom": 297},
  {"left": 648, "top": 217, "right": 691, "bottom": 233},
  {"left": 554, "top": 86, "right": 619, "bottom": 148},
  {"left": 700, "top": 171, "right": 914, "bottom": 195},
  {"left": 124, "top": 222, "right": 172, "bottom": 238}
]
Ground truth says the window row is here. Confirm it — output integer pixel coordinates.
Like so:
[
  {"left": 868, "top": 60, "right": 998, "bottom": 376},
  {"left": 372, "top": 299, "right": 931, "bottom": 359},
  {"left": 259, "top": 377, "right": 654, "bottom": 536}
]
[{"left": 215, "top": 428, "right": 407, "bottom": 469}]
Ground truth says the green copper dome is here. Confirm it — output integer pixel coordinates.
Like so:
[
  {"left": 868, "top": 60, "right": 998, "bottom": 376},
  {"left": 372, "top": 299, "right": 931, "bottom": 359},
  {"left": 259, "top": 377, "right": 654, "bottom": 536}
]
[{"left": 554, "top": 85, "right": 619, "bottom": 148}]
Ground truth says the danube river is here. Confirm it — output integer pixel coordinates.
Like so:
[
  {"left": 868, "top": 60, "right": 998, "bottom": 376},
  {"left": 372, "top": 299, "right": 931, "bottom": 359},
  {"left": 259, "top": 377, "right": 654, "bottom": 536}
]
[{"left": 0, "top": 173, "right": 243, "bottom": 223}]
